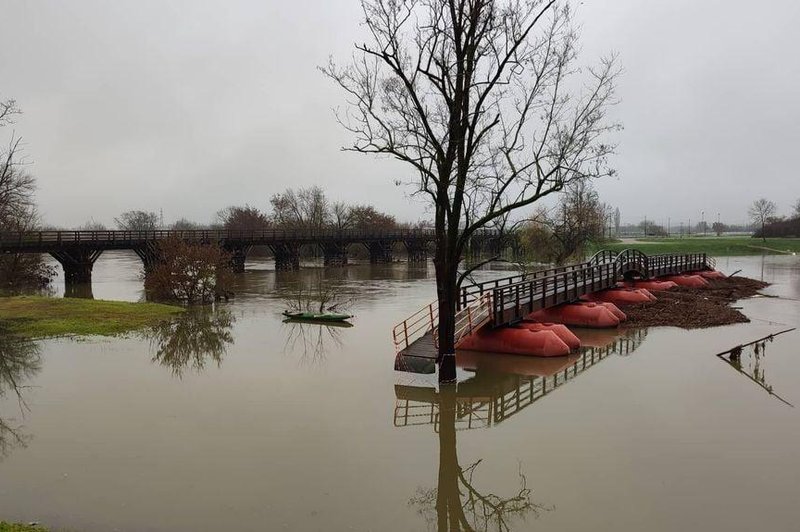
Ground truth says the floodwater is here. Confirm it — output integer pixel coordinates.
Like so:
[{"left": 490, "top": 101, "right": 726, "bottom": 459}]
[{"left": 1, "top": 252, "right": 799, "bottom": 531}]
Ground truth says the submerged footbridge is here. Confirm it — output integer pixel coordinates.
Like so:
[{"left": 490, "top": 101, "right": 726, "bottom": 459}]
[{"left": 392, "top": 249, "right": 714, "bottom": 361}]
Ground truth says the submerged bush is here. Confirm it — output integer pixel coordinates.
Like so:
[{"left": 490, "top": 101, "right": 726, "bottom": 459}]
[{"left": 143, "top": 237, "right": 234, "bottom": 304}]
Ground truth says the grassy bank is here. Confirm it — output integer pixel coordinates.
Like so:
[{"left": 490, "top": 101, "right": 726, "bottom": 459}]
[
  {"left": 0, "top": 523, "right": 48, "bottom": 532},
  {"left": 590, "top": 237, "right": 800, "bottom": 256},
  {"left": 0, "top": 296, "right": 184, "bottom": 339}
]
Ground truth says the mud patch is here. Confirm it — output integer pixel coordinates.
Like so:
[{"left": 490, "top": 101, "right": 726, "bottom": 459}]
[{"left": 623, "top": 276, "right": 769, "bottom": 329}]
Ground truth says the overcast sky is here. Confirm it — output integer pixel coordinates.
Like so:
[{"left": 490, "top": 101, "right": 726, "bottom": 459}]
[{"left": 1, "top": 0, "right": 798, "bottom": 229}]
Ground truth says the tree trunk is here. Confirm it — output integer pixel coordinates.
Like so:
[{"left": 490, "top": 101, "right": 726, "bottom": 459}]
[
  {"left": 435, "top": 385, "right": 468, "bottom": 528},
  {"left": 434, "top": 242, "right": 459, "bottom": 383}
]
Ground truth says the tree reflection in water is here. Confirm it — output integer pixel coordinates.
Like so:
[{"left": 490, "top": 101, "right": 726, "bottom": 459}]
[
  {"left": 143, "top": 308, "right": 234, "bottom": 378},
  {"left": 282, "top": 319, "right": 350, "bottom": 366},
  {"left": 399, "top": 329, "right": 649, "bottom": 530},
  {"left": 408, "top": 386, "right": 544, "bottom": 532},
  {"left": 0, "top": 335, "right": 40, "bottom": 460}
]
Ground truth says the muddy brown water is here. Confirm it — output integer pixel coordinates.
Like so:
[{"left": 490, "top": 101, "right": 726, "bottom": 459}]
[{"left": 1, "top": 253, "right": 799, "bottom": 531}]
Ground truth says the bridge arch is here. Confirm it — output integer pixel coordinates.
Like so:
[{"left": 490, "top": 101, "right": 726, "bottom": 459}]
[
  {"left": 586, "top": 249, "right": 617, "bottom": 266},
  {"left": 613, "top": 249, "right": 649, "bottom": 280}
]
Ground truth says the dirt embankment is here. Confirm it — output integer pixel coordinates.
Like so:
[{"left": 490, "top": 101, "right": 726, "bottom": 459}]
[{"left": 623, "top": 276, "right": 769, "bottom": 329}]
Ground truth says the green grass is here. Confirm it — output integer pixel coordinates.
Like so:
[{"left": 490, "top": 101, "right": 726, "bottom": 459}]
[
  {"left": 0, "top": 523, "right": 48, "bottom": 532},
  {"left": 589, "top": 237, "right": 800, "bottom": 256},
  {"left": 0, "top": 296, "right": 184, "bottom": 339}
]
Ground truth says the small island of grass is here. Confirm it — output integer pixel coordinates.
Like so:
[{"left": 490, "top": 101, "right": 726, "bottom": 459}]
[{"left": 0, "top": 296, "right": 184, "bottom": 339}]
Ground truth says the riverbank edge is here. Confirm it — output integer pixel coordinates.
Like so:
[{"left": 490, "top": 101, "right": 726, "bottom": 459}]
[
  {"left": 0, "top": 522, "right": 48, "bottom": 532},
  {"left": 589, "top": 237, "right": 800, "bottom": 256},
  {"left": 0, "top": 296, "right": 184, "bottom": 339}
]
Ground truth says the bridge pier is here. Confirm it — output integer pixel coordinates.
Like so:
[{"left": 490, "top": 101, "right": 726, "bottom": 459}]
[
  {"left": 320, "top": 242, "right": 348, "bottom": 267},
  {"left": 269, "top": 243, "right": 300, "bottom": 271},
  {"left": 64, "top": 283, "right": 95, "bottom": 299},
  {"left": 365, "top": 241, "right": 393, "bottom": 263},
  {"left": 50, "top": 248, "right": 103, "bottom": 294},
  {"left": 404, "top": 240, "right": 428, "bottom": 262},
  {"left": 133, "top": 243, "right": 163, "bottom": 273},
  {"left": 225, "top": 244, "right": 252, "bottom": 273}
]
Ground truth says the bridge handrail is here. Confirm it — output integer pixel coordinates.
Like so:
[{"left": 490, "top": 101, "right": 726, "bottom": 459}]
[
  {"left": 459, "top": 262, "right": 595, "bottom": 308},
  {"left": 453, "top": 293, "right": 493, "bottom": 346},
  {"left": 0, "top": 228, "right": 447, "bottom": 245},
  {"left": 393, "top": 292, "right": 494, "bottom": 356},
  {"left": 459, "top": 250, "right": 621, "bottom": 308},
  {"left": 392, "top": 300, "right": 438, "bottom": 355},
  {"left": 613, "top": 248, "right": 649, "bottom": 278},
  {"left": 647, "top": 252, "right": 710, "bottom": 274},
  {"left": 586, "top": 249, "right": 618, "bottom": 265},
  {"left": 490, "top": 262, "right": 617, "bottom": 319}
]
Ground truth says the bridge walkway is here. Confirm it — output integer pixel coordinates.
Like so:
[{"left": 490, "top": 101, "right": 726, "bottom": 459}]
[{"left": 392, "top": 250, "right": 712, "bottom": 362}]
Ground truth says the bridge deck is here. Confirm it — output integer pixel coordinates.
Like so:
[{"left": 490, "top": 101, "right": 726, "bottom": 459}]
[
  {"left": 0, "top": 228, "right": 445, "bottom": 253},
  {"left": 393, "top": 249, "right": 713, "bottom": 367},
  {"left": 397, "top": 331, "right": 438, "bottom": 360}
]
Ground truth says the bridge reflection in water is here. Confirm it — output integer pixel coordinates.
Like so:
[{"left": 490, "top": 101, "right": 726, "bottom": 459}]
[
  {"left": 395, "top": 328, "right": 647, "bottom": 430},
  {"left": 394, "top": 328, "right": 647, "bottom": 531}
]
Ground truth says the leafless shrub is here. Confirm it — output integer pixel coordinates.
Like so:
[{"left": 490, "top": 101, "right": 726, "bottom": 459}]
[{"left": 143, "top": 237, "right": 234, "bottom": 304}]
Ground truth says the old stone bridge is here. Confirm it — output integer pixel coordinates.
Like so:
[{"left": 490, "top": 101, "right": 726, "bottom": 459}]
[{"left": 0, "top": 228, "right": 507, "bottom": 289}]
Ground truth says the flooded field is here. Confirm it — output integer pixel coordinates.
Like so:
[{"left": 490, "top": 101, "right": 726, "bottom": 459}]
[{"left": 1, "top": 253, "right": 799, "bottom": 531}]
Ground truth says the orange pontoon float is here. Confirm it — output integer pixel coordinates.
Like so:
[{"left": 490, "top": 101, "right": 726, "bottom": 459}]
[
  {"left": 517, "top": 321, "right": 582, "bottom": 349},
  {"left": 528, "top": 302, "right": 620, "bottom": 328},
  {"left": 661, "top": 274, "right": 709, "bottom": 288},
  {"left": 583, "top": 288, "right": 653, "bottom": 306},
  {"left": 622, "top": 279, "right": 678, "bottom": 291},
  {"left": 458, "top": 327, "right": 571, "bottom": 357}
]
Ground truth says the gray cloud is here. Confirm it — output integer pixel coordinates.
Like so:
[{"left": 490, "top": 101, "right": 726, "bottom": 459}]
[{"left": 1, "top": 0, "right": 798, "bottom": 228}]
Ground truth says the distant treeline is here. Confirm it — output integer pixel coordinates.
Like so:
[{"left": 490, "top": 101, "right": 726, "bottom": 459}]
[
  {"left": 754, "top": 217, "right": 800, "bottom": 238},
  {"left": 80, "top": 186, "right": 424, "bottom": 233}
]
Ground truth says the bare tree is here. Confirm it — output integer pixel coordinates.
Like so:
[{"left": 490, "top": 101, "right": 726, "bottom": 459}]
[
  {"left": 331, "top": 201, "right": 355, "bottom": 230},
  {"left": 80, "top": 218, "right": 108, "bottom": 231},
  {"left": 0, "top": 97, "right": 20, "bottom": 127},
  {"left": 349, "top": 204, "right": 397, "bottom": 230},
  {"left": 324, "top": 1, "right": 619, "bottom": 380},
  {"left": 0, "top": 97, "right": 35, "bottom": 228},
  {"left": 748, "top": 198, "right": 777, "bottom": 242},
  {"left": 171, "top": 218, "right": 203, "bottom": 230},
  {"left": 331, "top": 201, "right": 397, "bottom": 231},
  {"left": 115, "top": 210, "right": 160, "bottom": 231},
  {"left": 792, "top": 198, "right": 800, "bottom": 220},
  {"left": 523, "top": 180, "right": 605, "bottom": 264},
  {"left": 216, "top": 205, "right": 270, "bottom": 231},
  {"left": 0, "top": 96, "right": 54, "bottom": 290},
  {"left": 270, "top": 186, "right": 330, "bottom": 230},
  {"left": 143, "top": 237, "right": 233, "bottom": 303}
]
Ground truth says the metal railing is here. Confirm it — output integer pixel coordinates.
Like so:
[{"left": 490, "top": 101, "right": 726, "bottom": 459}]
[
  {"left": 490, "top": 262, "right": 617, "bottom": 325},
  {"left": 0, "top": 228, "right": 446, "bottom": 249},
  {"left": 392, "top": 300, "right": 439, "bottom": 355},
  {"left": 392, "top": 292, "right": 494, "bottom": 356},
  {"left": 459, "top": 257, "right": 617, "bottom": 309}
]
